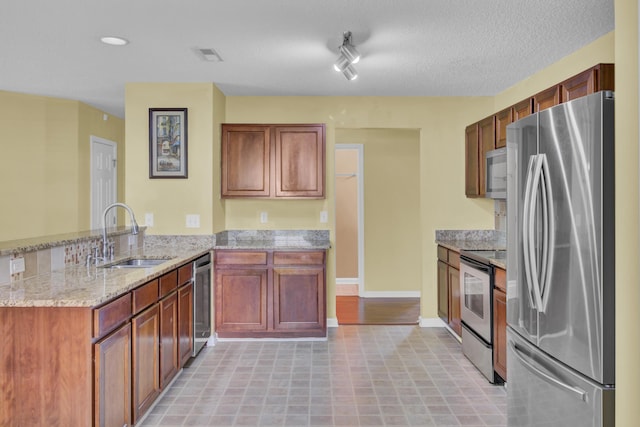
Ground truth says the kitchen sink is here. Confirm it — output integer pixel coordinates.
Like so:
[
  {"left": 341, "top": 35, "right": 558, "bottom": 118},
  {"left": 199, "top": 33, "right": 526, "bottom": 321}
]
[{"left": 101, "top": 258, "right": 173, "bottom": 268}]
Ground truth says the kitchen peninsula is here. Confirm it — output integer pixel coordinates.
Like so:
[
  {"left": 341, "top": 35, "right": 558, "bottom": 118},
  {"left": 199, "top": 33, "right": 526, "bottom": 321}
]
[{"left": 0, "top": 229, "right": 329, "bottom": 426}]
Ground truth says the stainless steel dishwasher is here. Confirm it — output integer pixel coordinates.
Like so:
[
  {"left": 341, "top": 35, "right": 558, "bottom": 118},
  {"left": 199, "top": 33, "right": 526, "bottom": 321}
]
[{"left": 192, "top": 253, "right": 212, "bottom": 357}]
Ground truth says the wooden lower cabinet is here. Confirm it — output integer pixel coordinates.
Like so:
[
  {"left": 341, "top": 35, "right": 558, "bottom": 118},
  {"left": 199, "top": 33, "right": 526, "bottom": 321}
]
[
  {"left": 178, "top": 282, "right": 194, "bottom": 367},
  {"left": 160, "top": 291, "right": 179, "bottom": 389},
  {"left": 0, "top": 261, "right": 197, "bottom": 427},
  {"left": 215, "top": 250, "right": 326, "bottom": 338},
  {"left": 272, "top": 266, "right": 325, "bottom": 331},
  {"left": 437, "top": 245, "right": 461, "bottom": 336},
  {"left": 448, "top": 265, "right": 461, "bottom": 336},
  {"left": 132, "top": 304, "right": 160, "bottom": 424},
  {"left": 94, "top": 323, "right": 131, "bottom": 427},
  {"left": 215, "top": 267, "right": 269, "bottom": 334},
  {"left": 493, "top": 267, "right": 508, "bottom": 381},
  {"left": 437, "top": 260, "right": 449, "bottom": 322}
]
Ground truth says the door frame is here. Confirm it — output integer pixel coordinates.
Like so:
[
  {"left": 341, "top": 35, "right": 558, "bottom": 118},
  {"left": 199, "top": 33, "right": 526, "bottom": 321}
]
[
  {"left": 90, "top": 136, "right": 118, "bottom": 230},
  {"left": 335, "top": 144, "right": 365, "bottom": 296}
]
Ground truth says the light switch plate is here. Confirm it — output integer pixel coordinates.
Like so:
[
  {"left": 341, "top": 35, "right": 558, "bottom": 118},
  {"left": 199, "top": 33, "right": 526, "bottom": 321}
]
[
  {"left": 186, "top": 214, "right": 200, "bottom": 228},
  {"left": 145, "top": 213, "right": 154, "bottom": 227},
  {"left": 260, "top": 212, "right": 268, "bottom": 223}
]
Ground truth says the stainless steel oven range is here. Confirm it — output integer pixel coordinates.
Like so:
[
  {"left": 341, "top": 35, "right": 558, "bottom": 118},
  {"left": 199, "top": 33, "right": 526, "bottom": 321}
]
[{"left": 459, "top": 249, "right": 503, "bottom": 384}]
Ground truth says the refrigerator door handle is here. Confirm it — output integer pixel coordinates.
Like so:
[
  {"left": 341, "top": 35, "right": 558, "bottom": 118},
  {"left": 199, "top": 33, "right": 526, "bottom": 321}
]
[
  {"left": 539, "top": 155, "right": 555, "bottom": 313},
  {"left": 509, "top": 341, "right": 588, "bottom": 402},
  {"left": 525, "top": 155, "right": 545, "bottom": 310},
  {"left": 522, "top": 155, "right": 538, "bottom": 309}
]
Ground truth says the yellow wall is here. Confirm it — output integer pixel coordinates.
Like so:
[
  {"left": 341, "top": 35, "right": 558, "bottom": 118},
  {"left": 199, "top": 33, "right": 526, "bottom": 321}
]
[
  {"left": 124, "top": 83, "right": 218, "bottom": 235},
  {"left": 336, "top": 128, "right": 422, "bottom": 293},
  {"left": 224, "top": 96, "right": 496, "bottom": 318},
  {"left": 0, "top": 91, "right": 124, "bottom": 241},
  {"left": 613, "top": 0, "right": 639, "bottom": 424}
]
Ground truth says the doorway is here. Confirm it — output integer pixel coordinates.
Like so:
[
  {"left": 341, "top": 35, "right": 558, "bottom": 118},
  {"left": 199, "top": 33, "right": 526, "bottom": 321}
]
[
  {"left": 335, "top": 144, "right": 364, "bottom": 296},
  {"left": 90, "top": 136, "right": 117, "bottom": 230}
]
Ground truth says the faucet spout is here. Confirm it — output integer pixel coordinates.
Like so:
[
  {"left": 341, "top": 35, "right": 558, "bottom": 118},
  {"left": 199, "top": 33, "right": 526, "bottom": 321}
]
[{"left": 102, "top": 202, "right": 140, "bottom": 260}]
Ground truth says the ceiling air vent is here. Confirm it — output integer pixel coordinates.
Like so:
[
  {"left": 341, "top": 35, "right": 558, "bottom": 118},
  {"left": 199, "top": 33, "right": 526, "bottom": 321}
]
[{"left": 196, "top": 48, "right": 223, "bottom": 62}]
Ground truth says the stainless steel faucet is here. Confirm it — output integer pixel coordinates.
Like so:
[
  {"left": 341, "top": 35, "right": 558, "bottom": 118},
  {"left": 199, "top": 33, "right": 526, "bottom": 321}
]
[{"left": 102, "top": 202, "right": 140, "bottom": 260}]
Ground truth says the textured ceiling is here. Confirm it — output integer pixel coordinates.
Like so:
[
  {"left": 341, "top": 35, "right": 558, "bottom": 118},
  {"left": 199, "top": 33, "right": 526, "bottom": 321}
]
[{"left": 0, "top": 0, "right": 614, "bottom": 118}]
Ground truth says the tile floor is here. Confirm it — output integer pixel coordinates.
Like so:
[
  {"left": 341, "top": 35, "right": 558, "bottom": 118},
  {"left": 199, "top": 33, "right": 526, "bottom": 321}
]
[{"left": 139, "top": 326, "right": 506, "bottom": 427}]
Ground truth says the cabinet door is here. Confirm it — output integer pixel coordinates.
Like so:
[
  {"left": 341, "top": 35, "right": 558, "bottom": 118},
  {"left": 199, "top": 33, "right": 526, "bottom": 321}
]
[
  {"left": 465, "top": 123, "right": 480, "bottom": 197},
  {"left": 561, "top": 68, "right": 596, "bottom": 102},
  {"left": 493, "top": 288, "right": 507, "bottom": 381},
  {"left": 221, "top": 125, "right": 271, "bottom": 197},
  {"left": 94, "top": 323, "right": 131, "bottom": 427},
  {"left": 132, "top": 305, "right": 160, "bottom": 424},
  {"left": 495, "top": 108, "right": 512, "bottom": 149},
  {"left": 513, "top": 98, "right": 534, "bottom": 121},
  {"left": 215, "top": 268, "right": 269, "bottom": 333},
  {"left": 178, "top": 282, "right": 194, "bottom": 367},
  {"left": 448, "top": 266, "right": 461, "bottom": 336},
  {"left": 274, "top": 125, "right": 325, "bottom": 198},
  {"left": 534, "top": 85, "right": 561, "bottom": 112},
  {"left": 437, "top": 260, "right": 449, "bottom": 323},
  {"left": 478, "top": 116, "right": 496, "bottom": 197},
  {"left": 160, "top": 292, "right": 179, "bottom": 389},
  {"left": 272, "top": 266, "right": 325, "bottom": 333}
]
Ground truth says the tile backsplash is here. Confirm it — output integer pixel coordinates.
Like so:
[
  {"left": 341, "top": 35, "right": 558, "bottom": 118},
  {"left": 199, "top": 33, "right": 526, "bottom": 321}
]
[{"left": 0, "top": 230, "right": 144, "bottom": 284}]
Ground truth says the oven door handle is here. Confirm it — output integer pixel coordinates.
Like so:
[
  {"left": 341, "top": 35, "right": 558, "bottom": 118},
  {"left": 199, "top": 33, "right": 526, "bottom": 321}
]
[{"left": 460, "top": 256, "right": 492, "bottom": 274}]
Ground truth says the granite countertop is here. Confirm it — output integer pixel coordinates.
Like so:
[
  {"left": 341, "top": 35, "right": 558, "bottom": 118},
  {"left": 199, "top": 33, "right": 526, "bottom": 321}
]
[
  {"left": 212, "top": 230, "right": 331, "bottom": 250},
  {"left": 0, "top": 246, "right": 210, "bottom": 308},
  {"left": 435, "top": 229, "right": 507, "bottom": 269}
]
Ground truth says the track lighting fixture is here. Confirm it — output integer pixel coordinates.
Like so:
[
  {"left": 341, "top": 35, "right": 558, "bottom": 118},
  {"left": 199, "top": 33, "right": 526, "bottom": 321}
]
[{"left": 334, "top": 31, "right": 359, "bottom": 80}]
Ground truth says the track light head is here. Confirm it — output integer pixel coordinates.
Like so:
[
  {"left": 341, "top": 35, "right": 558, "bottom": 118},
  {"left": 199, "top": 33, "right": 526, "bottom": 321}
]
[
  {"left": 333, "top": 31, "right": 360, "bottom": 80},
  {"left": 342, "top": 64, "right": 358, "bottom": 81}
]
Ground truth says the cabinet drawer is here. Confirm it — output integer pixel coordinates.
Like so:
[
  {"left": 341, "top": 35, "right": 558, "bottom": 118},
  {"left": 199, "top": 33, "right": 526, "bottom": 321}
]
[
  {"left": 178, "top": 263, "right": 193, "bottom": 286},
  {"left": 216, "top": 251, "right": 268, "bottom": 265},
  {"left": 495, "top": 267, "right": 506, "bottom": 292},
  {"left": 437, "top": 246, "right": 448, "bottom": 262},
  {"left": 448, "top": 251, "right": 460, "bottom": 269},
  {"left": 93, "top": 293, "right": 132, "bottom": 338},
  {"left": 159, "top": 270, "right": 178, "bottom": 298},
  {"left": 273, "top": 251, "right": 324, "bottom": 265},
  {"left": 132, "top": 279, "right": 159, "bottom": 314}
]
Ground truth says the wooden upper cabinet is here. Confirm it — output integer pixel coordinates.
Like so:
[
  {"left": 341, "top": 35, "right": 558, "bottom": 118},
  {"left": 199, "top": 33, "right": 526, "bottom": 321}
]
[
  {"left": 513, "top": 98, "right": 534, "bottom": 121},
  {"left": 561, "top": 63, "right": 614, "bottom": 103},
  {"left": 274, "top": 125, "right": 325, "bottom": 198},
  {"left": 465, "top": 123, "right": 480, "bottom": 197},
  {"left": 221, "top": 125, "right": 271, "bottom": 197},
  {"left": 478, "top": 116, "right": 496, "bottom": 196},
  {"left": 221, "top": 123, "right": 326, "bottom": 199},
  {"left": 534, "top": 85, "right": 561, "bottom": 112},
  {"left": 495, "top": 107, "right": 512, "bottom": 149}
]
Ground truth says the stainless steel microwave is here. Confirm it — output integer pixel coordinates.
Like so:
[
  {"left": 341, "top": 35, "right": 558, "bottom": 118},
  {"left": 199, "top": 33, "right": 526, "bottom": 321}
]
[{"left": 485, "top": 147, "right": 506, "bottom": 199}]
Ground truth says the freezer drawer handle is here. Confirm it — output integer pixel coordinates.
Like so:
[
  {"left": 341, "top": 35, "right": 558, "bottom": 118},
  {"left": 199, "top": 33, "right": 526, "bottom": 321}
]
[{"left": 509, "top": 341, "right": 588, "bottom": 402}]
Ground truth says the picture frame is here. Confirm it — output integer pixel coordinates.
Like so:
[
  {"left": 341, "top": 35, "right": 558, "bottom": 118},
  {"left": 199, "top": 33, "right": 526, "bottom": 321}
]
[{"left": 149, "top": 108, "right": 188, "bottom": 178}]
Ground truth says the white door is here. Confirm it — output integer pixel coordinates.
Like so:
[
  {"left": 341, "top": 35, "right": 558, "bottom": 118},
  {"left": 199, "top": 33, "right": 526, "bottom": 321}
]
[
  {"left": 91, "top": 136, "right": 117, "bottom": 230},
  {"left": 335, "top": 144, "right": 364, "bottom": 296}
]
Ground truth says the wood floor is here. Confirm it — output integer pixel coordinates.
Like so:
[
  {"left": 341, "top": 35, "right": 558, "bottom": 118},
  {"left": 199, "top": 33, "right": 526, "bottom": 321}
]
[{"left": 335, "top": 296, "right": 420, "bottom": 325}]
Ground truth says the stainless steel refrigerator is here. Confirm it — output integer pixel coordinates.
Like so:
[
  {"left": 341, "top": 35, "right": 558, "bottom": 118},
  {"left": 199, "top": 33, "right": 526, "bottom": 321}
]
[{"left": 506, "top": 91, "right": 615, "bottom": 426}]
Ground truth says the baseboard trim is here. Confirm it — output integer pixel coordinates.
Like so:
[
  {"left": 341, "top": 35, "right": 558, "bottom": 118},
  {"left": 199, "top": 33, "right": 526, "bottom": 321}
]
[
  {"left": 419, "top": 317, "right": 447, "bottom": 328},
  {"left": 336, "top": 278, "right": 359, "bottom": 285},
  {"left": 361, "top": 291, "right": 421, "bottom": 298},
  {"left": 327, "top": 317, "right": 339, "bottom": 328}
]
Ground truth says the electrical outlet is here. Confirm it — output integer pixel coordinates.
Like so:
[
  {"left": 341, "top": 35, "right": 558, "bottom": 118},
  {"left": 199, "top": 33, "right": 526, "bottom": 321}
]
[
  {"left": 186, "top": 214, "right": 200, "bottom": 228},
  {"left": 145, "top": 213, "right": 154, "bottom": 227},
  {"left": 10, "top": 257, "right": 25, "bottom": 274},
  {"left": 128, "top": 235, "right": 137, "bottom": 246},
  {"left": 320, "top": 211, "right": 328, "bottom": 223},
  {"left": 260, "top": 212, "right": 268, "bottom": 223}
]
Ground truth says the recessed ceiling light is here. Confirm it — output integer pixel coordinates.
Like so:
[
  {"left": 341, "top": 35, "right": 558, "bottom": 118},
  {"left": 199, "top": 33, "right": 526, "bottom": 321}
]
[{"left": 100, "top": 36, "right": 129, "bottom": 46}]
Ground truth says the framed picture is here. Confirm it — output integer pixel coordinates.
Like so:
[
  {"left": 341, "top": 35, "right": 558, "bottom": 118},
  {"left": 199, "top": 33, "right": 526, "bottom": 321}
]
[{"left": 149, "top": 108, "right": 188, "bottom": 178}]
